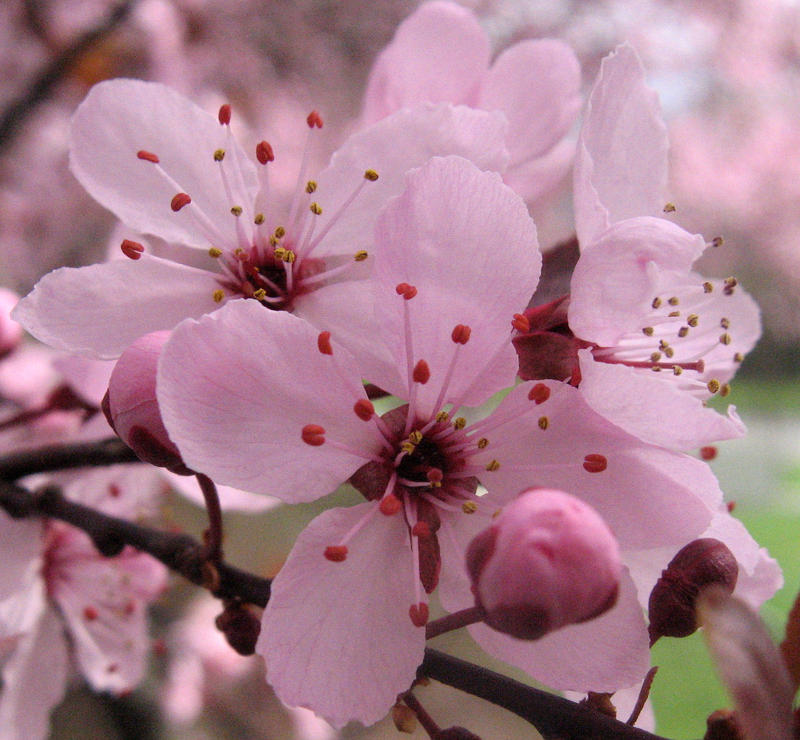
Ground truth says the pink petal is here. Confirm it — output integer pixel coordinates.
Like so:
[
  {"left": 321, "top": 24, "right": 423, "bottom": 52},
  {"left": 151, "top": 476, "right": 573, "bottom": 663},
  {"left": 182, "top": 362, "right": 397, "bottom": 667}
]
[
  {"left": 502, "top": 135, "right": 575, "bottom": 204},
  {"left": 158, "top": 300, "right": 381, "bottom": 501},
  {"left": 568, "top": 217, "right": 706, "bottom": 346},
  {"left": 480, "top": 39, "right": 581, "bottom": 171},
  {"left": 577, "top": 351, "right": 747, "bottom": 450},
  {"left": 372, "top": 156, "right": 540, "bottom": 413},
  {"left": 0, "top": 607, "right": 69, "bottom": 739},
  {"left": 12, "top": 256, "right": 222, "bottom": 359},
  {"left": 360, "top": 2, "right": 490, "bottom": 123},
  {"left": 70, "top": 79, "right": 258, "bottom": 248},
  {"left": 473, "top": 381, "right": 720, "bottom": 549},
  {"left": 574, "top": 45, "right": 669, "bottom": 247},
  {"left": 312, "top": 103, "right": 510, "bottom": 260},
  {"left": 51, "top": 356, "right": 114, "bottom": 407},
  {"left": 259, "top": 503, "right": 425, "bottom": 729}
]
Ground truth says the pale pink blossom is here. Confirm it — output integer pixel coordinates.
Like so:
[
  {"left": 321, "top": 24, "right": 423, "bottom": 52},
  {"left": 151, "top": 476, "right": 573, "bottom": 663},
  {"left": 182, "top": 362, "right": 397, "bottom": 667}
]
[
  {"left": 13, "top": 79, "right": 509, "bottom": 363},
  {"left": 0, "top": 466, "right": 168, "bottom": 740},
  {"left": 566, "top": 45, "right": 761, "bottom": 450},
  {"left": 361, "top": 0, "right": 582, "bottom": 203},
  {"left": 157, "top": 156, "right": 722, "bottom": 727}
]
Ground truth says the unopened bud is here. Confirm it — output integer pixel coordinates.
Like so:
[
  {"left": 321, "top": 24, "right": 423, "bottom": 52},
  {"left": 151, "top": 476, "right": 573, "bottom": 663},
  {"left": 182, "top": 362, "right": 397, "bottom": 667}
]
[
  {"left": 104, "top": 331, "right": 191, "bottom": 474},
  {"left": 214, "top": 601, "right": 261, "bottom": 655},
  {"left": 648, "top": 538, "right": 738, "bottom": 644},
  {"left": 466, "top": 489, "right": 621, "bottom": 640}
]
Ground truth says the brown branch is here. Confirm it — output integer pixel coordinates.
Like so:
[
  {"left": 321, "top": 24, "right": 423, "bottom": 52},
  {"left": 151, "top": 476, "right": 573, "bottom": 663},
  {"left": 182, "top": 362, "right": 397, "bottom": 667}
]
[
  {"left": 0, "top": 437, "right": 140, "bottom": 480},
  {"left": 0, "top": 478, "right": 269, "bottom": 606}
]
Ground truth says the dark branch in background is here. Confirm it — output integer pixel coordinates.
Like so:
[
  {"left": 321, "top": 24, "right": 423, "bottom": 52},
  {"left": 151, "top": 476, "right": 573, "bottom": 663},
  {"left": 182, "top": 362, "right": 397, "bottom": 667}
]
[
  {"left": 0, "top": 440, "right": 668, "bottom": 740},
  {"left": 0, "top": 1, "right": 136, "bottom": 148}
]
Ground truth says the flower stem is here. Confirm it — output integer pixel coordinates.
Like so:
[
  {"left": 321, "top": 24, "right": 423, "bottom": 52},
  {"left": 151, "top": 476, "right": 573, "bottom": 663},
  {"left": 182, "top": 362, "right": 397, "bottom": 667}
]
[{"left": 426, "top": 605, "right": 486, "bottom": 640}]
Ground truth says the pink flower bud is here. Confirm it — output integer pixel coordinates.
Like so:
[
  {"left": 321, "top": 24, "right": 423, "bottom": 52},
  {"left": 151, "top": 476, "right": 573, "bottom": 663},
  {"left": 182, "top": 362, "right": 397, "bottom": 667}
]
[
  {"left": 0, "top": 288, "right": 23, "bottom": 358},
  {"left": 104, "top": 331, "right": 191, "bottom": 474},
  {"left": 466, "top": 488, "right": 621, "bottom": 640}
]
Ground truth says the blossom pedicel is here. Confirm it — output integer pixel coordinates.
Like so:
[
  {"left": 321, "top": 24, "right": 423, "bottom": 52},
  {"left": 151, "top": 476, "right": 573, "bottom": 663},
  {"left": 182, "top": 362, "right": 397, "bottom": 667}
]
[{"left": 466, "top": 489, "right": 621, "bottom": 640}]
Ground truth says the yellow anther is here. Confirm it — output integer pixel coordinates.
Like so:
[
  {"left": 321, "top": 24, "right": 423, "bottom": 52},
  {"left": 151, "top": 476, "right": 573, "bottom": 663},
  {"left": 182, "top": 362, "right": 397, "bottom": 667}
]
[
  {"left": 230, "top": 206, "right": 243, "bottom": 216},
  {"left": 719, "top": 333, "right": 731, "bottom": 345},
  {"left": 678, "top": 327, "right": 689, "bottom": 338},
  {"left": 650, "top": 352, "right": 662, "bottom": 362},
  {"left": 283, "top": 250, "right": 296, "bottom": 264},
  {"left": 400, "top": 441, "right": 416, "bottom": 454},
  {"left": 462, "top": 501, "right": 478, "bottom": 514},
  {"left": 306, "top": 180, "right": 317, "bottom": 194},
  {"left": 213, "top": 149, "right": 225, "bottom": 161},
  {"left": 672, "top": 366, "right": 683, "bottom": 376},
  {"left": 364, "top": 169, "right": 379, "bottom": 181},
  {"left": 212, "top": 289, "right": 225, "bottom": 303},
  {"left": 720, "top": 383, "right": 731, "bottom": 397},
  {"left": 254, "top": 213, "right": 265, "bottom": 225},
  {"left": 409, "top": 430, "right": 423, "bottom": 445},
  {"left": 269, "top": 236, "right": 279, "bottom": 246},
  {"left": 274, "top": 226, "right": 286, "bottom": 238},
  {"left": 663, "top": 202, "right": 677, "bottom": 213},
  {"left": 253, "top": 288, "right": 267, "bottom": 300},
  {"left": 273, "top": 247, "right": 287, "bottom": 261},
  {"left": 687, "top": 314, "right": 699, "bottom": 327},
  {"left": 720, "top": 317, "right": 730, "bottom": 329},
  {"left": 435, "top": 411, "right": 450, "bottom": 423},
  {"left": 208, "top": 247, "right": 222, "bottom": 258},
  {"left": 651, "top": 366, "right": 662, "bottom": 372},
  {"left": 703, "top": 282, "right": 714, "bottom": 293},
  {"left": 642, "top": 326, "right": 654, "bottom": 337},
  {"left": 734, "top": 352, "right": 744, "bottom": 362},
  {"left": 651, "top": 297, "right": 662, "bottom": 309},
  {"left": 477, "top": 438, "right": 488, "bottom": 449},
  {"left": 309, "top": 202, "right": 322, "bottom": 215},
  {"left": 354, "top": 250, "right": 369, "bottom": 262},
  {"left": 538, "top": 416, "right": 549, "bottom": 430},
  {"left": 711, "top": 236, "right": 724, "bottom": 248},
  {"left": 453, "top": 417, "right": 466, "bottom": 430},
  {"left": 664, "top": 347, "right": 675, "bottom": 358},
  {"left": 668, "top": 310, "right": 680, "bottom": 318},
  {"left": 485, "top": 460, "right": 500, "bottom": 472},
  {"left": 668, "top": 296, "right": 679, "bottom": 306},
  {"left": 707, "top": 379, "right": 721, "bottom": 394}
]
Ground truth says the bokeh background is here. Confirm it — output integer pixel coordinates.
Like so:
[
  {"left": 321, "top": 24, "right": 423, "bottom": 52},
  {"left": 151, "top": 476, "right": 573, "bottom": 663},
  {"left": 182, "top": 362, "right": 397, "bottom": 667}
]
[{"left": 1, "top": 1, "right": 799, "bottom": 737}]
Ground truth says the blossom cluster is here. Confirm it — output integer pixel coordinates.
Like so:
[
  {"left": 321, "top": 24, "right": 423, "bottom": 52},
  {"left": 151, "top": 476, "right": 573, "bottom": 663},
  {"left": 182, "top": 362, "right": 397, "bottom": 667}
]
[{"left": 1, "top": 2, "right": 782, "bottom": 735}]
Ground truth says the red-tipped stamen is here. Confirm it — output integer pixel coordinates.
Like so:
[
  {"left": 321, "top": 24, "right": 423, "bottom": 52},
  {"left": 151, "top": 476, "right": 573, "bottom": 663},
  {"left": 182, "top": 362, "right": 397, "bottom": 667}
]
[
  {"left": 301, "top": 424, "right": 325, "bottom": 446},
  {"left": 380, "top": 494, "right": 402, "bottom": 516},
  {"left": 218, "top": 104, "right": 232, "bottom": 125},
  {"left": 583, "top": 453, "right": 608, "bottom": 473},
  {"left": 528, "top": 383, "right": 550, "bottom": 404},
  {"left": 353, "top": 398, "right": 374, "bottom": 421},
  {"left": 306, "top": 110, "right": 323, "bottom": 128},
  {"left": 451, "top": 324, "right": 471, "bottom": 344},
  {"left": 137, "top": 150, "right": 159, "bottom": 163},
  {"left": 511, "top": 313, "right": 530, "bottom": 332},
  {"left": 700, "top": 446, "right": 718, "bottom": 461},
  {"left": 413, "top": 360, "right": 430, "bottom": 385},
  {"left": 409, "top": 603, "right": 429, "bottom": 627},
  {"left": 171, "top": 193, "right": 192, "bottom": 211},
  {"left": 120, "top": 239, "right": 144, "bottom": 260},
  {"left": 396, "top": 282, "right": 418, "bottom": 300},
  {"left": 412, "top": 521, "right": 432, "bottom": 538},
  {"left": 256, "top": 140, "right": 274, "bottom": 164},
  {"left": 324, "top": 545, "right": 348, "bottom": 562},
  {"left": 317, "top": 331, "right": 333, "bottom": 355}
]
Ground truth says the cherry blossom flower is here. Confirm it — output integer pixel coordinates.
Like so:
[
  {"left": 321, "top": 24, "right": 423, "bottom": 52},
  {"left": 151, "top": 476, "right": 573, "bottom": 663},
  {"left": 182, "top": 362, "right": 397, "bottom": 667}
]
[
  {"left": 0, "top": 465, "right": 168, "bottom": 740},
  {"left": 518, "top": 45, "right": 761, "bottom": 450},
  {"left": 360, "top": 0, "right": 581, "bottom": 203},
  {"left": 157, "top": 156, "right": 723, "bottom": 727},
  {"left": 12, "top": 78, "right": 509, "bottom": 362}
]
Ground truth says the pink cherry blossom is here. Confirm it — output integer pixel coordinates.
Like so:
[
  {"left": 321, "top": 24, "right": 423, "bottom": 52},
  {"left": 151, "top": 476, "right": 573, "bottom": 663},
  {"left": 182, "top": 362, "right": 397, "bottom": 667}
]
[
  {"left": 0, "top": 466, "right": 168, "bottom": 740},
  {"left": 157, "top": 156, "right": 723, "bottom": 727},
  {"left": 13, "top": 78, "right": 509, "bottom": 361},
  {"left": 565, "top": 45, "right": 761, "bottom": 450},
  {"left": 360, "top": 0, "right": 582, "bottom": 203}
]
